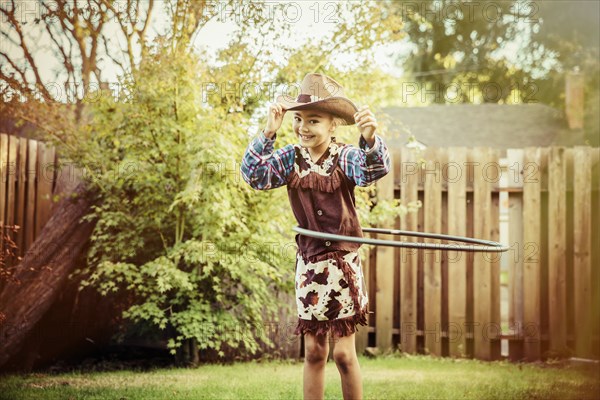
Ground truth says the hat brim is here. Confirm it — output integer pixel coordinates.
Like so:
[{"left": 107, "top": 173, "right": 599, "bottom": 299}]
[{"left": 276, "top": 95, "right": 358, "bottom": 125}]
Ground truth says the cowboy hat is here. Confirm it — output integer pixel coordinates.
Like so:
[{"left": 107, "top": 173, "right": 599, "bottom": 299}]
[{"left": 276, "top": 73, "right": 358, "bottom": 125}]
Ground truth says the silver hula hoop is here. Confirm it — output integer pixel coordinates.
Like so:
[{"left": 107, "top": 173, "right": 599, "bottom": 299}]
[{"left": 293, "top": 226, "right": 509, "bottom": 253}]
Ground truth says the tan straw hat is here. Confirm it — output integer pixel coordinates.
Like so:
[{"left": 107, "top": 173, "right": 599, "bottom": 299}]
[{"left": 276, "top": 73, "right": 358, "bottom": 125}]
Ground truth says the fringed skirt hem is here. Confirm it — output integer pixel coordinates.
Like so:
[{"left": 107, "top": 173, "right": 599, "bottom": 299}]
[{"left": 294, "top": 309, "right": 368, "bottom": 338}]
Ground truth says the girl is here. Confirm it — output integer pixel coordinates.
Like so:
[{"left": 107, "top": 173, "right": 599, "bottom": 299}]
[{"left": 241, "top": 73, "right": 391, "bottom": 400}]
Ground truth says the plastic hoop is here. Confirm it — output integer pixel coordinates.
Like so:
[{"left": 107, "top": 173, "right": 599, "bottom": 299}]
[{"left": 293, "top": 226, "right": 509, "bottom": 253}]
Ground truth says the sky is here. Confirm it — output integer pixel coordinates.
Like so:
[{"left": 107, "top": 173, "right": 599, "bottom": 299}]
[
  {"left": 185, "top": 1, "right": 406, "bottom": 77},
  {"left": 2, "top": 0, "right": 405, "bottom": 93},
  {"left": 5, "top": 0, "right": 592, "bottom": 104}
]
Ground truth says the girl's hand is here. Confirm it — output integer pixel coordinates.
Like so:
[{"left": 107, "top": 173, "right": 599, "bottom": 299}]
[
  {"left": 264, "top": 103, "right": 286, "bottom": 139},
  {"left": 355, "top": 105, "right": 378, "bottom": 146}
]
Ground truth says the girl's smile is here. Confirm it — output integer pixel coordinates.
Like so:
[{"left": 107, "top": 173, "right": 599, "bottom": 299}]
[
  {"left": 292, "top": 110, "right": 338, "bottom": 161},
  {"left": 299, "top": 134, "right": 316, "bottom": 141}
]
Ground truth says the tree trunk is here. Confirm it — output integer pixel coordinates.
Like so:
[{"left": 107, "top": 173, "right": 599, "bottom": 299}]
[
  {"left": 0, "top": 250, "right": 129, "bottom": 373},
  {"left": 0, "top": 179, "right": 97, "bottom": 368}
]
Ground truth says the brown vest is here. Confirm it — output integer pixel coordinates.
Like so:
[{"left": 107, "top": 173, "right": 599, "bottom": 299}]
[{"left": 286, "top": 138, "right": 363, "bottom": 258}]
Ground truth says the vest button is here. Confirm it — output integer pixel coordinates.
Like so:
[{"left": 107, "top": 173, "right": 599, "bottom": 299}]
[
  {"left": 325, "top": 241, "right": 331, "bottom": 246},
  {"left": 317, "top": 210, "right": 323, "bottom": 216}
]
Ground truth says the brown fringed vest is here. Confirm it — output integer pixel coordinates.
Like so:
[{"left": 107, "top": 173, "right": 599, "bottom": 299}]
[{"left": 286, "top": 138, "right": 363, "bottom": 259}]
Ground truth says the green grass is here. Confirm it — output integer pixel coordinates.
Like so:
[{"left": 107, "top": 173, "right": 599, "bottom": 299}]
[{"left": 0, "top": 354, "right": 598, "bottom": 400}]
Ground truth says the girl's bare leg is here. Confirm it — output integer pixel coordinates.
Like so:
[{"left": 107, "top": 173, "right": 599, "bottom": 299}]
[
  {"left": 303, "top": 332, "right": 330, "bottom": 400},
  {"left": 332, "top": 332, "right": 363, "bottom": 400}
]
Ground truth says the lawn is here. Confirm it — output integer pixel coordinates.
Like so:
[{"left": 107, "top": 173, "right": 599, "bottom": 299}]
[{"left": 0, "top": 354, "right": 598, "bottom": 400}]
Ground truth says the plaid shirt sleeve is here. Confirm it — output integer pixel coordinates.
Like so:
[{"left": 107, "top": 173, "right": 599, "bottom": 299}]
[
  {"left": 240, "top": 131, "right": 295, "bottom": 190},
  {"left": 339, "top": 134, "right": 392, "bottom": 186}
]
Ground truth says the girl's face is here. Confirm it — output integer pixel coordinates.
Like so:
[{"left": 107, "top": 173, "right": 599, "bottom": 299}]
[{"left": 292, "top": 109, "right": 337, "bottom": 150}]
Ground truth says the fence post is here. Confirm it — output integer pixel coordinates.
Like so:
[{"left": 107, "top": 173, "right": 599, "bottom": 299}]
[
  {"left": 16, "top": 137, "right": 28, "bottom": 258},
  {"left": 507, "top": 149, "right": 524, "bottom": 360},
  {"left": 573, "top": 147, "right": 593, "bottom": 357},
  {"left": 471, "top": 147, "right": 496, "bottom": 360},
  {"left": 522, "top": 147, "right": 543, "bottom": 360},
  {"left": 490, "top": 149, "right": 502, "bottom": 360},
  {"left": 423, "top": 148, "right": 442, "bottom": 356},
  {"left": 375, "top": 146, "right": 395, "bottom": 352},
  {"left": 355, "top": 246, "right": 370, "bottom": 356},
  {"left": 0, "top": 134, "right": 8, "bottom": 272},
  {"left": 447, "top": 147, "right": 468, "bottom": 358},
  {"left": 400, "top": 147, "right": 419, "bottom": 354},
  {"left": 5, "top": 136, "right": 18, "bottom": 267},
  {"left": 548, "top": 147, "right": 567, "bottom": 354},
  {"left": 25, "top": 139, "right": 38, "bottom": 251}
]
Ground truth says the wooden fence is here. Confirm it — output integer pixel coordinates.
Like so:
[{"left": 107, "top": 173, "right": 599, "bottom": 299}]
[
  {"left": 354, "top": 146, "right": 600, "bottom": 361},
  {"left": 3, "top": 133, "right": 599, "bottom": 362},
  {"left": 0, "top": 133, "right": 59, "bottom": 273}
]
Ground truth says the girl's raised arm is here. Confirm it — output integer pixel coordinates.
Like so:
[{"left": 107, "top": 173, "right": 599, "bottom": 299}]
[
  {"left": 240, "top": 131, "right": 295, "bottom": 190},
  {"left": 339, "top": 134, "right": 391, "bottom": 187}
]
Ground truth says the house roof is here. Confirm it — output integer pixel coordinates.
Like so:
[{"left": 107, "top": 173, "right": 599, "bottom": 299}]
[{"left": 381, "top": 103, "right": 586, "bottom": 149}]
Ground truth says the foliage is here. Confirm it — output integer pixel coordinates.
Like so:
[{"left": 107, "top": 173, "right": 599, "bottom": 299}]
[
  {"left": 388, "top": 0, "right": 534, "bottom": 104},
  {"left": 4, "top": 0, "right": 422, "bottom": 362},
  {"left": 382, "top": 0, "right": 599, "bottom": 143},
  {"left": 530, "top": 1, "right": 600, "bottom": 145},
  {"left": 69, "top": 44, "right": 294, "bottom": 358}
]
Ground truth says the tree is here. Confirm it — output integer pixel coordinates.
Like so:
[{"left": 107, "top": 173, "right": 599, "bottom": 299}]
[
  {"left": 381, "top": 0, "right": 598, "bottom": 145},
  {"left": 1, "top": 0, "right": 288, "bottom": 368},
  {"left": 2, "top": 0, "right": 415, "bottom": 368},
  {"left": 530, "top": 1, "right": 600, "bottom": 145},
  {"left": 0, "top": 175, "right": 96, "bottom": 367},
  {"left": 386, "top": 0, "right": 536, "bottom": 104},
  {"left": 0, "top": 0, "right": 155, "bottom": 124}
]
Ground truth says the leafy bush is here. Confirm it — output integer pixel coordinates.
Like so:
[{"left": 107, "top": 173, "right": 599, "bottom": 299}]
[{"left": 70, "top": 45, "right": 294, "bottom": 359}]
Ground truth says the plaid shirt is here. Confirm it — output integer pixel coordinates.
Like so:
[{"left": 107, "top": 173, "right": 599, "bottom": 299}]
[{"left": 241, "top": 131, "right": 391, "bottom": 190}]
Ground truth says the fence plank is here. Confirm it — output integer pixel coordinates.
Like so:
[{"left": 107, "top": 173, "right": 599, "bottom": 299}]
[
  {"left": 369, "top": 237, "right": 377, "bottom": 335},
  {"left": 594, "top": 148, "right": 600, "bottom": 359},
  {"left": 573, "top": 147, "right": 593, "bottom": 357},
  {"left": 548, "top": 147, "right": 567, "bottom": 353},
  {"left": 507, "top": 149, "right": 524, "bottom": 330},
  {"left": 400, "top": 147, "right": 419, "bottom": 353},
  {"left": 0, "top": 134, "right": 8, "bottom": 273},
  {"left": 417, "top": 187, "right": 425, "bottom": 354},
  {"left": 441, "top": 176, "right": 449, "bottom": 357},
  {"left": 0, "top": 133, "right": 8, "bottom": 244},
  {"left": 491, "top": 165, "right": 502, "bottom": 360},
  {"left": 25, "top": 140, "right": 37, "bottom": 251},
  {"left": 466, "top": 189, "right": 474, "bottom": 358},
  {"left": 355, "top": 248, "right": 370, "bottom": 355},
  {"left": 392, "top": 149, "right": 401, "bottom": 350},
  {"left": 16, "top": 137, "right": 28, "bottom": 259},
  {"left": 375, "top": 149, "right": 395, "bottom": 351},
  {"left": 471, "top": 147, "right": 494, "bottom": 360},
  {"left": 522, "top": 147, "right": 542, "bottom": 360},
  {"left": 423, "top": 149, "right": 442, "bottom": 356},
  {"left": 447, "top": 147, "right": 467, "bottom": 357},
  {"left": 507, "top": 149, "right": 525, "bottom": 360},
  {"left": 5, "top": 135, "right": 18, "bottom": 267}
]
